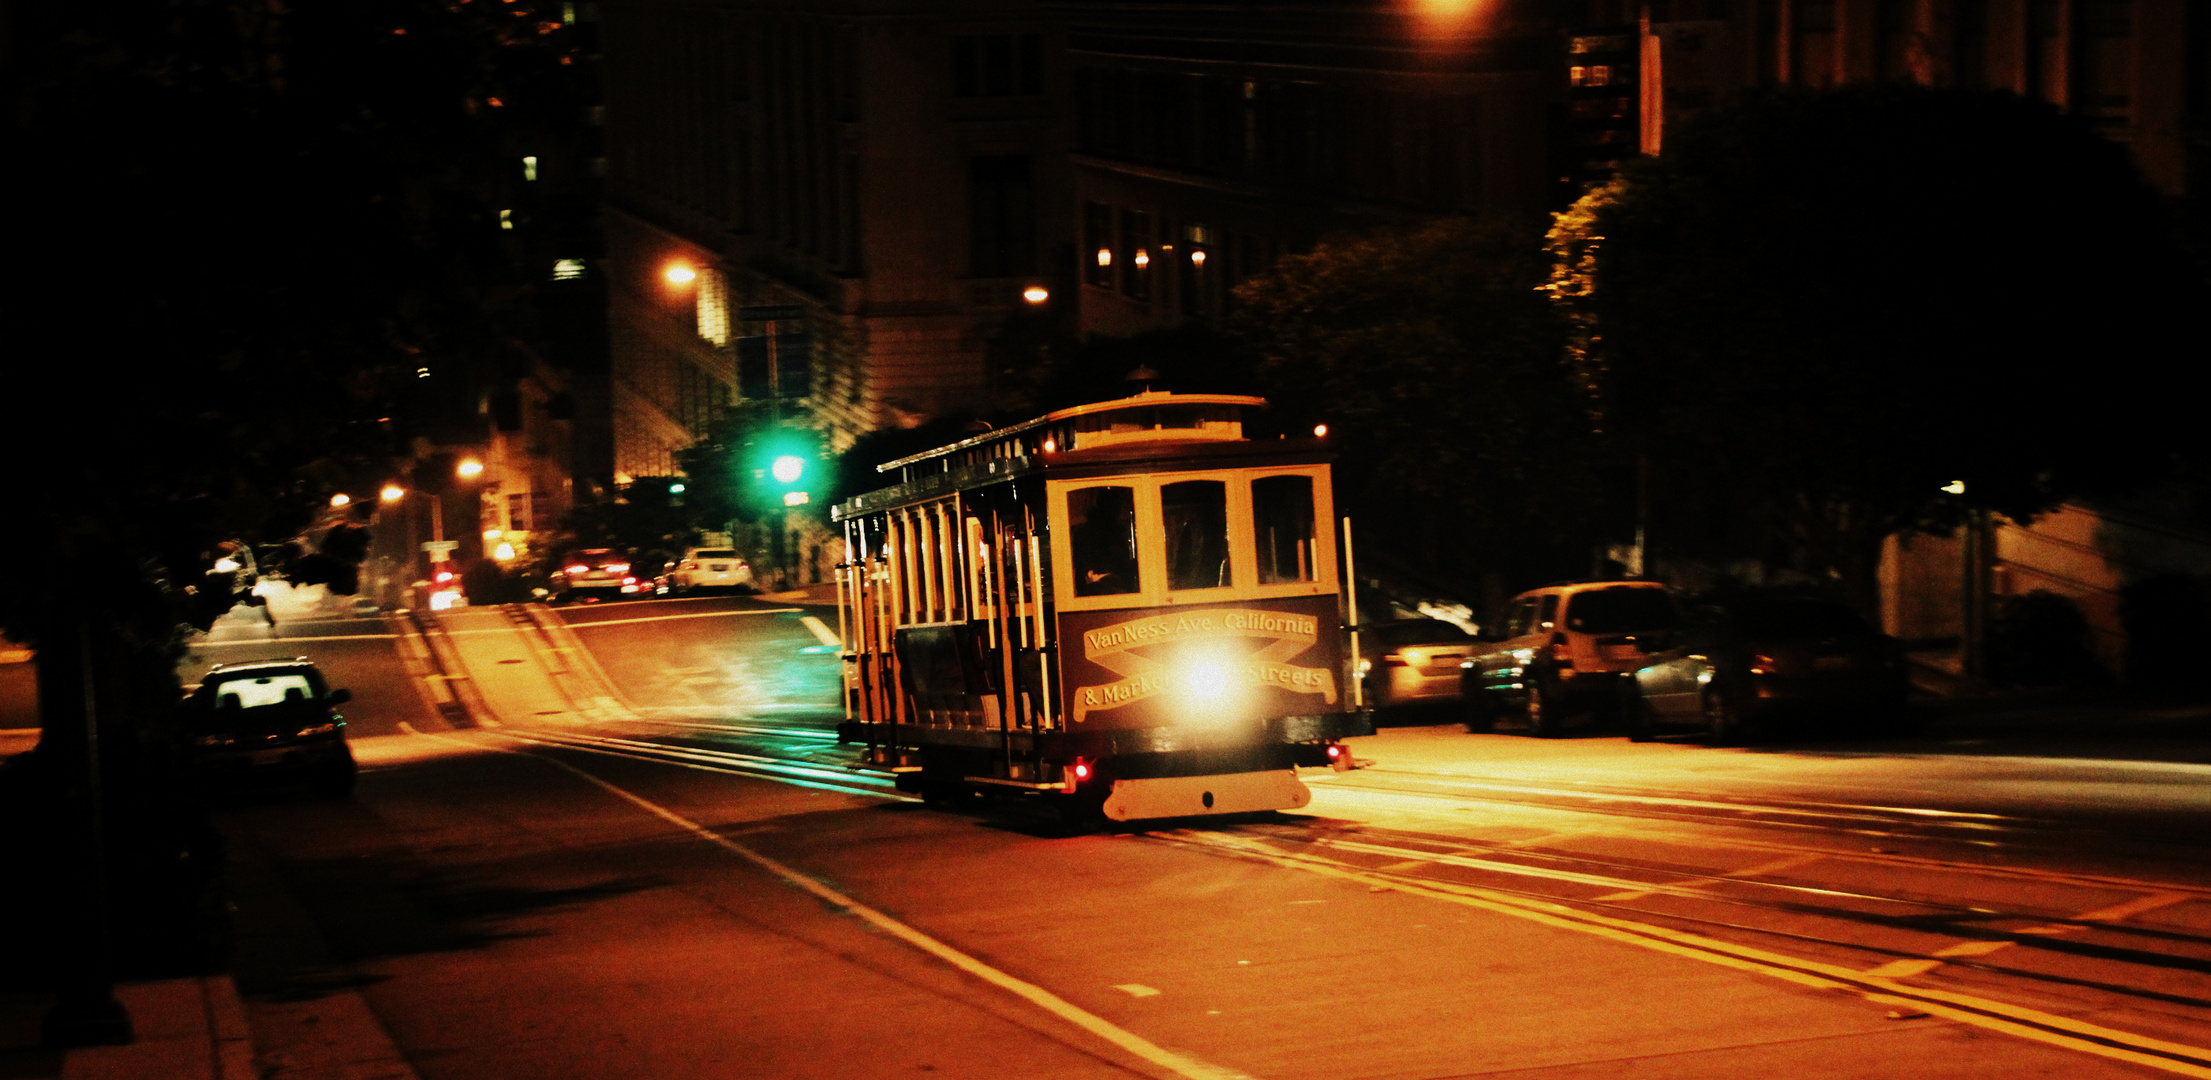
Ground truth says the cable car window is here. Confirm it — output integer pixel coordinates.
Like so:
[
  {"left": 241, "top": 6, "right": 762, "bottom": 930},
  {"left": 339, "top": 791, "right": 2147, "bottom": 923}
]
[
  {"left": 1252, "top": 474, "right": 1315, "bottom": 584},
  {"left": 1067, "top": 486, "right": 1141, "bottom": 596},
  {"left": 1162, "top": 479, "right": 1231, "bottom": 590}
]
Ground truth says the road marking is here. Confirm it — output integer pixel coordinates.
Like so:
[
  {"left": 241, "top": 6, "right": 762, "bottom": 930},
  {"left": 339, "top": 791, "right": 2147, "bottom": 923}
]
[
  {"left": 1727, "top": 852, "right": 1828, "bottom": 878},
  {"left": 1114, "top": 984, "right": 1162, "bottom": 998},
  {"left": 190, "top": 633, "right": 401, "bottom": 644},
  {"left": 398, "top": 722, "right": 419, "bottom": 735},
  {"left": 1167, "top": 831, "right": 2211, "bottom": 1079},
  {"left": 1933, "top": 940, "right": 2015, "bottom": 958},
  {"left": 799, "top": 615, "right": 841, "bottom": 648},
  {"left": 419, "top": 730, "right": 1254, "bottom": 1080},
  {"left": 554, "top": 608, "right": 805, "bottom": 630},
  {"left": 1598, "top": 851, "right": 1831, "bottom": 904},
  {"left": 2075, "top": 892, "right": 2194, "bottom": 923},
  {"left": 1313, "top": 781, "right": 2211, "bottom": 902},
  {"left": 1865, "top": 959, "right": 1945, "bottom": 978}
]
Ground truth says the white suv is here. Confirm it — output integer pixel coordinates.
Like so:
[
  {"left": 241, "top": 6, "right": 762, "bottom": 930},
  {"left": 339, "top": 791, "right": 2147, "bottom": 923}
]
[
  {"left": 1461, "top": 581, "right": 1679, "bottom": 736},
  {"left": 667, "top": 548, "right": 754, "bottom": 595}
]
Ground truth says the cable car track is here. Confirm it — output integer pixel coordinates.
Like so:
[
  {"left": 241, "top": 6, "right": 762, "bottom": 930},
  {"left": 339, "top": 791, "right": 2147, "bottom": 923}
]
[{"left": 474, "top": 716, "right": 2211, "bottom": 1074}]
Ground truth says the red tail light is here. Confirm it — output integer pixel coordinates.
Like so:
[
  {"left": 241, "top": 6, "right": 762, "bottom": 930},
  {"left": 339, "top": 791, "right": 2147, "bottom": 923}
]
[
  {"left": 434, "top": 570, "right": 454, "bottom": 584},
  {"left": 606, "top": 562, "right": 630, "bottom": 574},
  {"left": 1326, "top": 745, "right": 1342, "bottom": 760}
]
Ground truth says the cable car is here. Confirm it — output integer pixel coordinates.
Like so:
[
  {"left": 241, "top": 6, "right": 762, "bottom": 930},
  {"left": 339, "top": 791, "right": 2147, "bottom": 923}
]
[{"left": 833, "top": 391, "right": 1370, "bottom": 822}]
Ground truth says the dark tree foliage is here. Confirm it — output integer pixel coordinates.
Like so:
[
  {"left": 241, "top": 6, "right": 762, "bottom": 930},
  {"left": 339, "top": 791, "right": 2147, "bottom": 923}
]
[
  {"left": 2, "top": 0, "right": 587, "bottom": 976},
  {"left": 1549, "top": 85, "right": 2199, "bottom": 614},
  {"left": 1233, "top": 216, "right": 1603, "bottom": 594}
]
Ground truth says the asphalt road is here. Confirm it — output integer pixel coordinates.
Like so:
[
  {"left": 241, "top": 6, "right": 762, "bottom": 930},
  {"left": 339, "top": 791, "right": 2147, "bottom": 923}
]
[
  {"left": 541, "top": 592, "right": 844, "bottom": 727},
  {"left": 6, "top": 594, "right": 2209, "bottom": 1077}
]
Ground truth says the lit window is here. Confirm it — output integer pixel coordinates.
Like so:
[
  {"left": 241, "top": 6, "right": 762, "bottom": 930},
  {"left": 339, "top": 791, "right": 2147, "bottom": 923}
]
[
  {"left": 696, "top": 267, "right": 730, "bottom": 347},
  {"left": 552, "top": 258, "right": 586, "bottom": 280},
  {"left": 523, "top": 156, "right": 539, "bottom": 181},
  {"left": 499, "top": 209, "right": 514, "bottom": 231}
]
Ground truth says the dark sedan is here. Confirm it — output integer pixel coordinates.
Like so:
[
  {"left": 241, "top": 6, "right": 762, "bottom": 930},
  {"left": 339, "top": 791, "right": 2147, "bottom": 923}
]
[{"left": 1626, "top": 594, "right": 1908, "bottom": 743}]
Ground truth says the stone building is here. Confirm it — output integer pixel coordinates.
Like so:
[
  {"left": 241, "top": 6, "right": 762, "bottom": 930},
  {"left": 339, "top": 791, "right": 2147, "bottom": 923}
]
[{"left": 599, "top": 0, "right": 1073, "bottom": 472}]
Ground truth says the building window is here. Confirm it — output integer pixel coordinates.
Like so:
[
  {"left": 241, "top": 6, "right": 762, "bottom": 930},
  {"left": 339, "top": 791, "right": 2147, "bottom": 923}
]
[
  {"left": 1118, "top": 210, "right": 1152, "bottom": 300},
  {"left": 969, "top": 155, "right": 1035, "bottom": 278},
  {"left": 1792, "top": 0, "right": 1836, "bottom": 87},
  {"left": 954, "top": 33, "right": 1042, "bottom": 98},
  {"left": 1084, "top": 202, "right": 1115, "bottom": 289},
  {"left": 739, "top": 327, "right": 811, "bottom": 400},
  {"left": 506, "top": 492, "right": 531, "bottom": 533},
  {"left": 696, "top": 267, "right": 730, "bottom": 347},
  {"left": 552, "top": 259, "right": 587, "bottom": 281},
  {"left": 2074, "top": 0, "right": 2133, "bottom": 125}
]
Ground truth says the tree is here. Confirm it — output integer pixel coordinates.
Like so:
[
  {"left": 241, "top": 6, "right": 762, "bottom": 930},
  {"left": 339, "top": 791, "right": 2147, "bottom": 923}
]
[
  {"left": 1233, "top": 216, "right": 1605, "bottom": 597},
  {"left": 2, "top": 0, "right": 591, "bottom": 1009},
  {"left": 1547, "top": 85, "right": 2199, "bottom": 614}
]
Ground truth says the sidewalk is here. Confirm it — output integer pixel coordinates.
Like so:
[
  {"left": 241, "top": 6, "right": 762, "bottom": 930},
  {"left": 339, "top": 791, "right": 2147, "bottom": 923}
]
[{"left": 0, "top": 977, "right": 255, "bottom": 1080}]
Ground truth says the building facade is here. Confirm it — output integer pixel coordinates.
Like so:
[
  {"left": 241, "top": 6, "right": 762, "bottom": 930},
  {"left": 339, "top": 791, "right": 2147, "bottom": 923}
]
[
  {"left": 600, "top": 0, "right": 1073, "bottom": 474},
  {"left": 1058, "top": 0, "right": 1582, "bottom": 337}
]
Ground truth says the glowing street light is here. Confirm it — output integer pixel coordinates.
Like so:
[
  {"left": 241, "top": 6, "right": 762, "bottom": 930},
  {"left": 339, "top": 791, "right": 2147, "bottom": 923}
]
[
  {"left": 380, "top": 485, "right": 407, "bottom": 502},
  {"left": 329, "top": 493, "right": 352, "bottom": 508},
  {"left": 457, "top": 458, "right": 485, "bottom": 480},
  {"left": 1022, "top": 285, "right": 1050, "bottom": 305},
  {"left": 665, "top": 263, "right": 697, "bottom": 285}
]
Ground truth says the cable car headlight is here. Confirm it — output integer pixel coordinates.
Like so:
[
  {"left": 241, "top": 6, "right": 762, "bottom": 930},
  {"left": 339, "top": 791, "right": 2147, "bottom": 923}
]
[{"left": 1169, "top": 646, "right": 1247, "bottom": 716}]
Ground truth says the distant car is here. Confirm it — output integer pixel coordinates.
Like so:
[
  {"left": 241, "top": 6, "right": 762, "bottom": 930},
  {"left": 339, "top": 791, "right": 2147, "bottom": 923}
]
[
  {"left": 1462, "top": 581, "right": 1680, "bottom": 737},
  {"left": 550, "top": 548, "right": 641, "bottom": 603},
  {"left": 184, "top": 658, "right": 355, "bottom": 797},
  {"left": 1626, "top": 593, "right": 1909, "bottom": 744},
  {"left": 664, "top": 547, "right": 754, "bottom": 595},
  {"left": 1359, "top": 619, "right": 1478, "bottom": 711}
]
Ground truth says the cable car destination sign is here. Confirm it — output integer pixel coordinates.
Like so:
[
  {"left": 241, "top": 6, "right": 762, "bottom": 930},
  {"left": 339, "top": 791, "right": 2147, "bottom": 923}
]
[{"left": 1066, "top": 602, "right": 1339, "bottom": 724}]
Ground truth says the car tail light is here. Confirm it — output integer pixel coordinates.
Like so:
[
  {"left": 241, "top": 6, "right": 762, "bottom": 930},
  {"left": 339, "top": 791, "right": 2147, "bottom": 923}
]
[
  {"left": 564, "top": 564, "right": 589, "bottom": 575},
  {"left": 1749, "top": 654, "right": 1777, "bottom": 675},
  {"left": 434, "top": 570, "right": 454, "bottom": 584},
  {"left": 1327, "top": 743, "right": 1352, "bottom": 772},
  {"left": 607, "top": 562, "right": 630, "bottom": 574},
  {"left": 1064, "top": 758, "right": 1092, "bottom": 793}
]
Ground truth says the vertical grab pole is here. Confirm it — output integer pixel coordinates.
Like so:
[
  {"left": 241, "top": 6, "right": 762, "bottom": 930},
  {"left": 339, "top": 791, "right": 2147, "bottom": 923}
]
[
  {"left": 1343, "top": 516, "right": 1363, "bottom": 709},
  {"left": 836, "top": 541, "right": 852, "bottom": 724},
  {"left": 1029, "top": 532, "right": 1053, "bottom": 728}
]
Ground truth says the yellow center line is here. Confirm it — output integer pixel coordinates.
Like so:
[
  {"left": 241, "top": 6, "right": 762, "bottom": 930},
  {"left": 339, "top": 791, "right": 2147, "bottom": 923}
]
[
  {"left": 1167, "top": 831, "right": 2211, "bottom": 1079},
  {"left": 410, "top": 728, "right": 1257, "bottom": 1080},
  {"left": 1865, "top": 958, "right": 1945, "bottom": 978},
  {"left": 2075, "top": 892, "right": 2196, "bottom": 923}
]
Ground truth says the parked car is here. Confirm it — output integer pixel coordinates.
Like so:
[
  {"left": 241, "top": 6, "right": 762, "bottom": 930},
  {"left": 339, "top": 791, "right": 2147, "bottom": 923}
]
[
  {"left": 1626, "top": 593, "right": 1909, "bottom": 744},
  {"left": 550, "top": 548, "right": 642, "bottom": 603},
  {"left": 1359, "top": 618, "right": 1479, "bottom": 711},
  {"left": 1462, "top": 581, "right": 1680, "bottom": 736},
  {"left": 663, "top": 547, "right": 755, "bottom": 595},
  {"left": 183, "top": 658, "right": 356, "bottom": 797}
]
